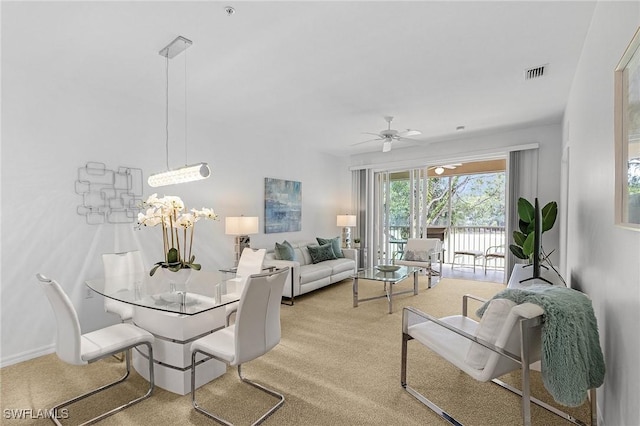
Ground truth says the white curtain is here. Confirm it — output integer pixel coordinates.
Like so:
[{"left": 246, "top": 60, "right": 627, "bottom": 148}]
[
  {"left": 352, "top": 169, "right": 370, "bottom": 269},
  {"left": 505, "top": 149, "right": 539, "bottom": 282}
]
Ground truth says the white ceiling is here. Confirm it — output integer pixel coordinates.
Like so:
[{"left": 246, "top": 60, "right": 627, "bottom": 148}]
[{"left": 3, "top": 1, "right": 596, "bottom": 157}]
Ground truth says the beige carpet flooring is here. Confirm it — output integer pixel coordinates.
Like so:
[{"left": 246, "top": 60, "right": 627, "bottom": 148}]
[{"left": 0, "top": 277, "right": 593, "bottom": 425}]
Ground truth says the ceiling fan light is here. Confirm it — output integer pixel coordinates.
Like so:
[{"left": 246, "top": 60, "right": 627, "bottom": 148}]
[
  {"left": 435, "top": 166, "right": 445, "bottom": 175},
  {"left": 382, "top": 141, "right": 392, "bottom": 152},
  {"left": 148, "top": 163, "right": 211, "bottom": 187}
]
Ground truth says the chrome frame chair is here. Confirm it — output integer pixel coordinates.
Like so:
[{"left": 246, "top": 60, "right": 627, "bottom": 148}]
[
  {"left": 190, "top": 267, "right": 289, "bottom": 426},
  {"left": 401, "top": 295, "right": 597, "bottom": 426},
  {"left": 394, "top": 238, "right": 443, "bottom": 288},
  {"left": 37, "top": 273, "right": 155, "bottom": 426}
]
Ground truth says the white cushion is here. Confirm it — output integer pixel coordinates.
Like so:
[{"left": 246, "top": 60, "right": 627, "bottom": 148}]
[
  {"left": 81, "top": 323, "right": 154, "bottom": 362},
  {"left": 191, "top": 326, "right": 236, "bottom": 364},
  {"left": 465, "top": 298, "right": 516, "bottom": 369}
]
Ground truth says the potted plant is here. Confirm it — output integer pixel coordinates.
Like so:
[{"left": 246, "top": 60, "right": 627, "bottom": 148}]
[
  {"left": 509, "top": 197, "right": 564, "bottom": 283},
  {"left": 509, "top": 197, "right": 556, "bottom": 260},
  {"left": 137, "top": 194, "right": 219, "bottom": 278},
  {"left": 353, "top": 238, "right": 361, "bottom": 248}
]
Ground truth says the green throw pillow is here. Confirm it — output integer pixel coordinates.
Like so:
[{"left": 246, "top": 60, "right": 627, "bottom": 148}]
[
  {"left": 308, "top": 243, "right": 337, "bottom": 264},
  {"left": 316, "top": 236, "right": 344, "bottom": 258},
  {"left": 275, "top": 240, "right": 295, "bottom": 261}
]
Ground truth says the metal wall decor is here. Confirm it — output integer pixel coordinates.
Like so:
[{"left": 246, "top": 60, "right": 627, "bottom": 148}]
[{"left": 75, "top": 162, "right": 144, "bottom": 224}]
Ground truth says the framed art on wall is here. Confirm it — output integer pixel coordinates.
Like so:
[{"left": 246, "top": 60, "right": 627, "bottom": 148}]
[
  {"left": 264, "top": 178, "right": 302, "bottom": 233},
  {"left": 614, "top": 27, "right": 640, "bottom": 230}
]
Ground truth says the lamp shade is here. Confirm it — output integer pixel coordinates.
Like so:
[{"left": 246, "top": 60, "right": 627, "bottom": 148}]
[
  {"left": 148, "top": 163, "right": 211, "bottom": 187},
  {"left": 225, "top": 216, "right": 259, "bottom": 235},
  {"left": 336, "top": 214, "right": 357, "bottom": 227}
]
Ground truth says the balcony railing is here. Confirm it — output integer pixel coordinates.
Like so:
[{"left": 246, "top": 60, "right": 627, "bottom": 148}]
[{"left": 388, "top": 225, "right": 506, "bottom": 269}]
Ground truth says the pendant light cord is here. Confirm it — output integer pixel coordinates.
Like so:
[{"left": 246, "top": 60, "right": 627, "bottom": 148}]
[
  {"left": 165, "top": 54, "right": 170, "bottom": 171},
  {"left": 184, "top": 46, "right": 188, "bottom": 166}
]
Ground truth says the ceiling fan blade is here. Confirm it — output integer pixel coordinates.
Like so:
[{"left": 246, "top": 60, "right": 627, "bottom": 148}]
[
  {"left": 351, "top": 137, "right": 382, "bottom": 146},
  {"left": 362, "top": 132, "right": 383, "bottom": 137},
  {"left": 398, "top": 129, "right": 422, "bottom": 138}
]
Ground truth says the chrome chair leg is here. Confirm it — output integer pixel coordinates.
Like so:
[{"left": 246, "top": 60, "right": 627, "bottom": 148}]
[
  {"left": 191, "top": 351, "right": 285, "bottom": 426},
  {"left": 237, "top": 365, "right": 285, "bottom": 425},
  {"left": 49, "top": 343, "right": 154, "bottom": 426}
]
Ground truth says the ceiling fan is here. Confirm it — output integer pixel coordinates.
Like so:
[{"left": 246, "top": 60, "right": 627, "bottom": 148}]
[
  {"left": 352, "top": 116, "right": 422, "bottom": 152},
  {"left": 428, "top": 163, "right": 463, "bottom": 175}
]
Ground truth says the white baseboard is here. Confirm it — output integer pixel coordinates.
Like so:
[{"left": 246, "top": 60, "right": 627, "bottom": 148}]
[{"left": 1, "top": 344, "right": 55, "bottom": 368}]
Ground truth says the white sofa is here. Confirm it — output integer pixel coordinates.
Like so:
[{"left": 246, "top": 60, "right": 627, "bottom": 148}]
[{"left": 262, "top": 241, "right": 357, "bottom": 299}]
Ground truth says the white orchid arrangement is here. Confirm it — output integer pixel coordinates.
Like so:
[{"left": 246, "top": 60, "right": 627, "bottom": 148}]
[{"left": 137, "top": 194, "right": 219, "bottom": 275}]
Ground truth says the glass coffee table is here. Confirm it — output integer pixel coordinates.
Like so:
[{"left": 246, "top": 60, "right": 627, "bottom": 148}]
[{"left": 351, "top": 266, "right": 419, "bottom": 314}]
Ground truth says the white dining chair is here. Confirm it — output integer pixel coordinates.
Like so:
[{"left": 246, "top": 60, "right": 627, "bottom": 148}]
[
  {"left": 225, "top": 247, "right": 266, "bottom": 326},
  {"left": 36, "top": 273, "right": 155, "bottom": 425},
  {"left": 102, "top": 250, "right": 145, "bottom": 322},
  {"left": 190, "top": 267, "right": 289, "bottom": 425}
]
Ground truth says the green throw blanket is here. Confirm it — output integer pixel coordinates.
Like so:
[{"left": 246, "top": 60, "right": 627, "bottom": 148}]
[{"left": 477, "top": 284, "right": 605, "bottom": 407}]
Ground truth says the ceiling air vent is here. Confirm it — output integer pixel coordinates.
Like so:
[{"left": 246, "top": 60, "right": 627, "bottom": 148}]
[{"left": 524, "top": 64, "right": 547, "bottom": 80}]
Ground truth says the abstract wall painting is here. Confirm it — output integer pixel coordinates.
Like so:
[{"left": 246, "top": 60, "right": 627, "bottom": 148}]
[{"left": 264, "top": 178, "right": 302, "bottom": 233}]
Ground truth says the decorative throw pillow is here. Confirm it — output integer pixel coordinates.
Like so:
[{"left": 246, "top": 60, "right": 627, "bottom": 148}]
[
  {"left": 404, "top": 250, "right": 430, "bottom": 262},
  {"left": 274, "top": 240, "right": 296, "bottom": 261},
  {"left": 316, "top": 236, "right": 344, "bottom": 258},
  {"left": 308, "top": 243, "right": 338, "bottom": 264},
  {"left": 465, "top": 298, "right": 516, "bottom": 369}
]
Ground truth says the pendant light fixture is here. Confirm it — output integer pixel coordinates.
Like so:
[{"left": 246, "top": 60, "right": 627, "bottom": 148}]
[{"left": 148, "top": 36, "right": 211, "bottom": 188}]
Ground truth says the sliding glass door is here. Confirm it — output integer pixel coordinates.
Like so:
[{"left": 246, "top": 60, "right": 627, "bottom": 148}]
[{"left": 372, "top": 161, "right": 506, "bottom": 267}]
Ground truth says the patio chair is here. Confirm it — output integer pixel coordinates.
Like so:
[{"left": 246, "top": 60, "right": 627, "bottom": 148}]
[
  {"left": 452, "top": 249, "right": 484, "bottom": 272},
  {"left": 484, "top": 245, "right": 506, "bottom": 274}
]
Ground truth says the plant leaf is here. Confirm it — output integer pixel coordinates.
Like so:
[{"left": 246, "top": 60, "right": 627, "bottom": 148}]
[
  {"left": 513, "top": 231, "right": 527, "bottom": 246},
  {"left": 517, "top": 197, "right": 534, "bottom": 223},
  {"left": 518, "top": 219, "right": 533, "bottom": 235},
  {"left": 522, "top": 232, "right": 535, "bottom": 258},
  {"left": 167, "top": 248, "right": 179, "bottom": 263},
  {"left": 541, "top": 201, "right": 558, "bottom": 233},
  {"left": 509, "top": 244, "right": 527, "bottom": 259},
  {"left": 149, "top": 264, "right": 161, "bottom": 276}
]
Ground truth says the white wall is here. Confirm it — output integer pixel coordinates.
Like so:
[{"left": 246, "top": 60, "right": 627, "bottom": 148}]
[
  {"left": 0, "top": 21, "right": 351, "bottom": 366},
  {"left": 563, "top": 2, "right": 640, "bottom": 425}
]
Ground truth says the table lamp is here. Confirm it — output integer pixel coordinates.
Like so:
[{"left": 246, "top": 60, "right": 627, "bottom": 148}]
[
  {"left": 336, "top": 214, "right": 357, "bottom": 248},
  {"left": 225, "top": 216, "right": 259, "bottom": 266}
]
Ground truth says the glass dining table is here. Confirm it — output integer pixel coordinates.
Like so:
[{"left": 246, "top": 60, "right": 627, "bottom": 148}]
[
  {"left": 85, "top": 270, "right": 240, "bottom": 315},
  {"left": 85, "top": 270, "right": 240, "bottom": 395}
]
